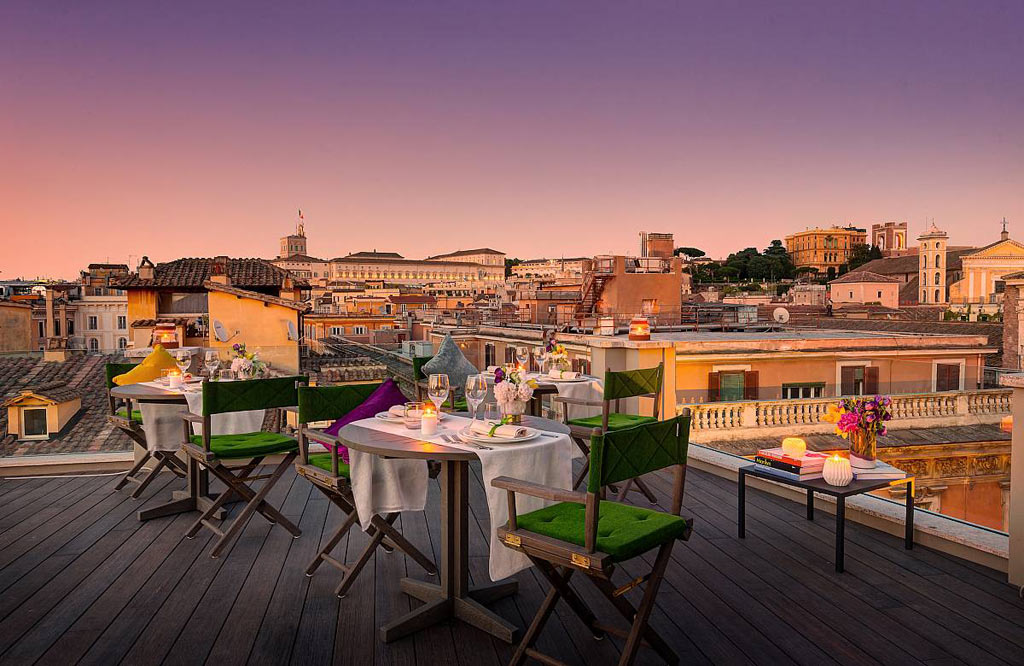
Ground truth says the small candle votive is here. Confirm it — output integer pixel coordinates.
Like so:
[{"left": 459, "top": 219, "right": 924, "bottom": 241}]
[
  {"left": 421, "top": 405, "right": 438, "bottom": 436},
  {"left": 1000, "top": 415, "right": 1013, "bottom": 433},
  {"left": 822, "top": 453, "right": 853, "bottom": 487},
  {"left": 781, "top": 437, "right": 807, "bottom": 458},
  {"left": 167, "top": 370, "right": 183, "bottom": 389},
  {"left": 403, "top": 402, "right": 424, "bottom": 430}
]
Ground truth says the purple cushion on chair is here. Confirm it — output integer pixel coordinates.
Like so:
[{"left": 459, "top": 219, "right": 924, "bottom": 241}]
[{"left": 322, "top": 379, "right": 408, "bottom": 462}]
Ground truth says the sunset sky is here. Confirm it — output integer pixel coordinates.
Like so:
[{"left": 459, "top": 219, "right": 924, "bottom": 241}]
[{"left": 1, "top": 1, "right": 1021, "bottom": 279}]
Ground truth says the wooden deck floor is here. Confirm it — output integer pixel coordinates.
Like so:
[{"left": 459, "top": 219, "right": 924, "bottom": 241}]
[{"left": 0, "top": 462, "right": 1022, "bottom": 665}]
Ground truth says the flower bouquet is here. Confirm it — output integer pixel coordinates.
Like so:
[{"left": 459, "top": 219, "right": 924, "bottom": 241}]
[
  {"left": 229, "top": 343, "right": 267, "bottom": 380},
  {"left": 493, "top": 365, "right": 537, "bottom": 424},
  {"left": 822, "top": 395, "right": 892, "bottom": 468},
  {"left": 544, "top": 340, "right": 569, "bottom": 372}
]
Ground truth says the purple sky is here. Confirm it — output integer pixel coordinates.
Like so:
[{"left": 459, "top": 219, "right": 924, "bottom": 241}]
[{"left": 1, "top": 0, "right": 1021, "bottom": 279}]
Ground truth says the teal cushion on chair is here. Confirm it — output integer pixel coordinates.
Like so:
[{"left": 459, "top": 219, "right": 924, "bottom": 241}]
[
  {"left": 308, "top": 453, "right": 351, "bottom": 478},
  {"left": 189, "top": 432, "right": 298, "bottom": 458},
  {"left": 115, "top": 408, "right": 144, "bottom": 423},
  {"left": 567, "top": 413, "right": 657, "bottom": 431},
  {"left": 516, "top": 500, "right": 688, "bottom": 562}
]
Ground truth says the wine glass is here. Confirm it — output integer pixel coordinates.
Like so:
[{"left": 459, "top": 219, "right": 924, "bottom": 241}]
[
  {"left": 465, "top": 374, "right": 488, "bottom": 422},
  {"left": 174, "top": 350, "right": 191, "bottom": 375},
  {"left": 427, "top": 374, "right": 450, "bottom": 413},
  {"left": 204, "top": 351, "right": 220, "bottom": 380},
  {"left": 535, "top": 346, "right": 547, "bottom": 373},
  {"left": 515, "top": 345, "right": 530, "bottom": 370}
]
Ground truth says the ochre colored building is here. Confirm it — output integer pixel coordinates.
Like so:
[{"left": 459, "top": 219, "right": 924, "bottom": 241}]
[{"left": 785, "top": 225, "right": 867, "bottom": 274}]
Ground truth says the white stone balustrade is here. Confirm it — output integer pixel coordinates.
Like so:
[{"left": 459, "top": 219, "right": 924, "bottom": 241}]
[{"left": 681, "top": 389, "right": 1011, "bottom": 443}]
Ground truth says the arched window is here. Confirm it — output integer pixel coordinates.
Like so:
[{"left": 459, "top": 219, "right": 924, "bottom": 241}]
[
  {"left": 935, "top": 255, "right": 941, "bottom": 268},
  {"left": 935, "top": 272, "right": 941, "bottom": 285},
  {"left": 117, "top": 337, "right": 127, "bottom": 349},
  {"left": 923, "top": 255, "right": 927, "bottom": 268},
  {"left": 88, "top": 338, "right": 99, "bottom": 352},
  {"left": 935, "top": 289, "right": 941, "bottom": 302},
  {"left": 922, "top": 290, "right": 928, "bottom": 302}
]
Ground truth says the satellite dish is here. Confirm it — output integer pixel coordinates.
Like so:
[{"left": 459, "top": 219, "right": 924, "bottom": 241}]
[
  {"left": 213, "top": 320, "right": 238, "bottom": 343},
  {"left": 773, "top": 307, "right": 791, "bottom": 324},
  {"left": 286, "top": 320, "right": 300, "bottom": 341}
]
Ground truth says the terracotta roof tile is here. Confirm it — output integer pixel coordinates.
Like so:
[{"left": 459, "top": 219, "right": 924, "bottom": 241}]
[{"left": 114, "top": 257, "right": 307, "bottom": 290}]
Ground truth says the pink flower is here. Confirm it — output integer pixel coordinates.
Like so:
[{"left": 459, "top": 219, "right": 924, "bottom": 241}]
[{"left": 837, "top": 411, "right": 860, "bottom": 434}]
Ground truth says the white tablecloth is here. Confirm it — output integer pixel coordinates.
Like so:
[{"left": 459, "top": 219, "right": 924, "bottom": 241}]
[
  {"left": 348, "top": 414, "right": 579, "bottom": 581},
  {"left": 543, "top": 375, "right": 603, "bottom": 421},
  {"left": 136, "top": 382, "right": 265, "bottom": 452}
]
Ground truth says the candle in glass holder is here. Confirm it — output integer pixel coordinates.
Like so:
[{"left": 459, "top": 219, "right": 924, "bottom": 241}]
[
  {"left": 781, "top": 437, "right": 807, "bottom": 459},
  {"left": 822, "top": 453, "right": 853, "bottom": 487},
  {"left": 167, "top": 370, "right": 183, "bottom": 389},
  {"left": 421, "top": 404, "right": 438, "bottom": 436}
]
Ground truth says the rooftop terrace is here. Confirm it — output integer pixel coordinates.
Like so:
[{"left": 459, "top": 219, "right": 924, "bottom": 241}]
[{"left": 1, "top": 460, "right": 1021, "bottom": 665}]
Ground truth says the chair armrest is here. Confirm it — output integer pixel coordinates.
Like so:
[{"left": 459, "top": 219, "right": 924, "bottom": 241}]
[
  {"left": 303, "top": 429, "right": 344, "bottom": 447},
  {"left": 551, "top": 396, "right": 604, "bottom": 407},
  {"left": 180, "top": 412, "right": 204, "bottom": 423},
  {"left": 491, "top": 476, "right": 586, "bottom": 504}
]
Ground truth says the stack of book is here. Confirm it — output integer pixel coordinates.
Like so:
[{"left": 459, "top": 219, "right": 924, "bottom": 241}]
[
  {"left": 754, "top": 448, "right": 829, "bottom": 481},
  {"left": 854, "top": 460, "right": 906, "bottom": 481}
]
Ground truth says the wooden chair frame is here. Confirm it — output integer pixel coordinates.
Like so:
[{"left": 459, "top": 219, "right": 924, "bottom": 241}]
[
  {"left": 553, "top": 362, "right": 664, "bottom": 503},
  {"left": 493, "top": 411, "right": 692, "bottom": 666},
  {"left": 295, "top": 425, "right": 437, "bottom": 598},
  {"left": 180, "top": 377, "right": 306, "bottom": 559},
  {"left": 107, "top": 363, "right": 186, "bottom": 498}
]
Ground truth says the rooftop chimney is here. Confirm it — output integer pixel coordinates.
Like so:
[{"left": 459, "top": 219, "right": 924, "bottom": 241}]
[
  {"left": 209, "top": 256, "right": 232, "bottom": 285},
  {"left": 138, "top": 256, "right": 155, "bottom": 281}
]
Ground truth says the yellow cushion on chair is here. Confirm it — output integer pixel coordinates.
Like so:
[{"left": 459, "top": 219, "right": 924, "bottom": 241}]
[{"left": 112, "top": 345, "right": 178, "bottom": 386}]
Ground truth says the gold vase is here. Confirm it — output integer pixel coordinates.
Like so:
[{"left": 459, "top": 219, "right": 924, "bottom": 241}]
[{"left": 849, "top": 429, "right": 877, "bottom": 469}]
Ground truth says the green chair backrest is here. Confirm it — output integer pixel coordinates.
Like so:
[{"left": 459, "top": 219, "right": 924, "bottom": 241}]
[
  {"left": 603, "top": 364, "right": 664, "bottom": 402},
  {"left": 201, "top": 375, "right": 308, "bottom": 416},
  {"left": 412, "top": 355, "right": 433, "bottom": 381},
  {"left": 298, "top": 383, "right": 381, "bottom": 424},
  {"left": 105, "top": 362, "right": 138, "bottom": 389},
  {"left": 588, "top": 414, "right": 690, "bottom": 494}
]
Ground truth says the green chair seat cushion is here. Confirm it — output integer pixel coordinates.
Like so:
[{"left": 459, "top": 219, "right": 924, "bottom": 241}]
[
  {"left": 308, "top": 453, "right": 351, "bottom": 478},
  {"left": 115, "top": 408, "right": 144, "bottom": 423},
  {"left": 189, "top": 432, "right": 298, "bottom": 458},
  {"left": 452, "top": 397, "right": 468, "bottom": 412},
  {"left": 516, "top": 500, "right": 687, "bottom": 562},
  {"left": 567, "top": 413, "right": 657, "bottom": 431}
]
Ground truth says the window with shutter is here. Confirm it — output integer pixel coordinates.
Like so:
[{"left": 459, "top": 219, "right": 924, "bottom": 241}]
[
  {"left": 708, "top": 372, "right": 721, "bottom": 402},
  {"left": 935, "top": 363, "right": 961, "bottom": 392},
  {"left": 743, "top": 370, "right": 759, "bottom": 400}
]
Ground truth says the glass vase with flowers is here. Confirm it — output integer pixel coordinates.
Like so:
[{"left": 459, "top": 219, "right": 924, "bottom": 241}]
[
  {"left": 822, "top": 395, "right": 893, "bottom": 469},
  {"left": 493, "top": 365, "right": 536, "bottom": 424}
]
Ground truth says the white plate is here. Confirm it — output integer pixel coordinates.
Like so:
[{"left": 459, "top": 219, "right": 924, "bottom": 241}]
[
  {"left": 541, "top": 375, "right": 589, "bottom": 383},
  {"left": 375, "top": 411, "right": 447, "bottom": 423},
  {"left": 458, "top": 426, "right": 539, "bottom": 445}
]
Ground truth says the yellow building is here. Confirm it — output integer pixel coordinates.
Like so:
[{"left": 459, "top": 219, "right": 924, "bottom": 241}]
[
  {"left": 0, "top": 301, "right": 32, "bottom": 352},
  {"left": 947, "top": 224, "right": 1024, "bottom": 314},
  {"left": 785, "top": 225, "right": 867, "bottom": 275},
  {"left": 3, "top": 382, "right": 82, "bottom": 441}
]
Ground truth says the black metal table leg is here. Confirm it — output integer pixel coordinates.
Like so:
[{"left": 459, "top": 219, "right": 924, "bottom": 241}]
[
  {"left": 905, "top": 481, "right": 914, "bottom": 550},
  {"left": 737, "top": 469, "right": 746, "bottom": 538},
  {"left": 806, "top": 489, "right": 814, "bottom": 520},
  {"left": 835, "top": 497, "right": 846, "bottom": 573}
]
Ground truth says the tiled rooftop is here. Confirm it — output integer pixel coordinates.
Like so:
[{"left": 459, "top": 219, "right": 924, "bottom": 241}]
[{"left": 114, "top": 258, "right": 307, "bottom": 290}]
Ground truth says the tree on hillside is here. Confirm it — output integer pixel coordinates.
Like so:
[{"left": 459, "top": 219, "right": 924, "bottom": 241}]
[
  {"left": 673, "top": 246, "right": 706, "bottom": 260},
  {"left": 762, "top": 239, "right": 796, "bottom": 280},
  {"left": 847, "top": 243, "right": 883, "bottom": 271},
  {"left": 504, "top": 257, "right": 521, "bottom": 278}
]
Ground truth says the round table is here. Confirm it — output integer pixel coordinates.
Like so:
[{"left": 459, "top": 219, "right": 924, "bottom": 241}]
[
  {"left": 337, "top": 414, "right": 570, "bottom": 644},
  {"left": 110, "top": 383, "right": 222, "bottom": 522}
]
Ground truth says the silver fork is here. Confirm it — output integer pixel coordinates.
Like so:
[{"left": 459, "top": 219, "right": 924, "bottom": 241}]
[{"left": 442, "top": 433, "right": 492, "bottom": 451}]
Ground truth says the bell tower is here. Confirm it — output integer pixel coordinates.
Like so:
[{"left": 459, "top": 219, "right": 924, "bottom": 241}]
[
  {"left": 279, "top": 216, "right": 308, "bottom": 258},
  {"left": 918, "top": 222, "right": 948, "bottom": 305}
]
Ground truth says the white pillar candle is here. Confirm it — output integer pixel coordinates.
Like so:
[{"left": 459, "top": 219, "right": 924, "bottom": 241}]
[
  {"left": 167, "top": 372, "right": 183, "bottom": 389},
  {"left": 421, "top": 408, "right": 438, "bottom": 436},
  {"left": 781, "top": 437, "right": 807, "bottom": 458},
  {"left": 822, "top": 454, "right": 853, "bottom": 487}
]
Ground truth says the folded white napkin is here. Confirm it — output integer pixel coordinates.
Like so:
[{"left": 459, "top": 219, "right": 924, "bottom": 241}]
[
  {"left": 470, "top": 420, "right": 528, "bottom": 439},
  {"left": 548, "top": 368, "right": 580, "bottom": 380},
  {"left": 387, "top": 405, "right": 406, "bottom": 417}
]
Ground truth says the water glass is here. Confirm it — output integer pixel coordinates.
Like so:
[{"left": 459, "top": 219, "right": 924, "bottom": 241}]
[
  {"left": 427, "top": 374, "right": 450, "bottom": 412},
  {"left": 515, "top": 346, "right": 530, "bottom": 369},
  {"left": 483, "top": 402, "right": 500, "bottom": 423},
  {"left": 403, "top": 401, "right": 425, "bottom": 430}
]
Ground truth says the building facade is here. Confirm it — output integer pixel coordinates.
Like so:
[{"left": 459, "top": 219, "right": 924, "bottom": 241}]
[
  {"left": 328, "top": 252, "right": 504, "bottom": 288},
  {"left": 511, "top": 257, "right": 587, "bottom": 279},
  {"left": 785, "top": 225, "right": 867, "bottom": 275},
  {"left": 829, "top": 271, "right": 901, "bottom": 310},
  {"left": 872, "top": 221, "right": 910, "bottom": 257},
  {"left": 279, "top": 222, "right": 308, "bottom": 258}
]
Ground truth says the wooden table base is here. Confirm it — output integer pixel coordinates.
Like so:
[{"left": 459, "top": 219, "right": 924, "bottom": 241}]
[
  {"left": 379, "top": 459, "right": 521, "bottom": 644},
  {"left": 137, "top": 458, "right": 228, "bottom": 521}
]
